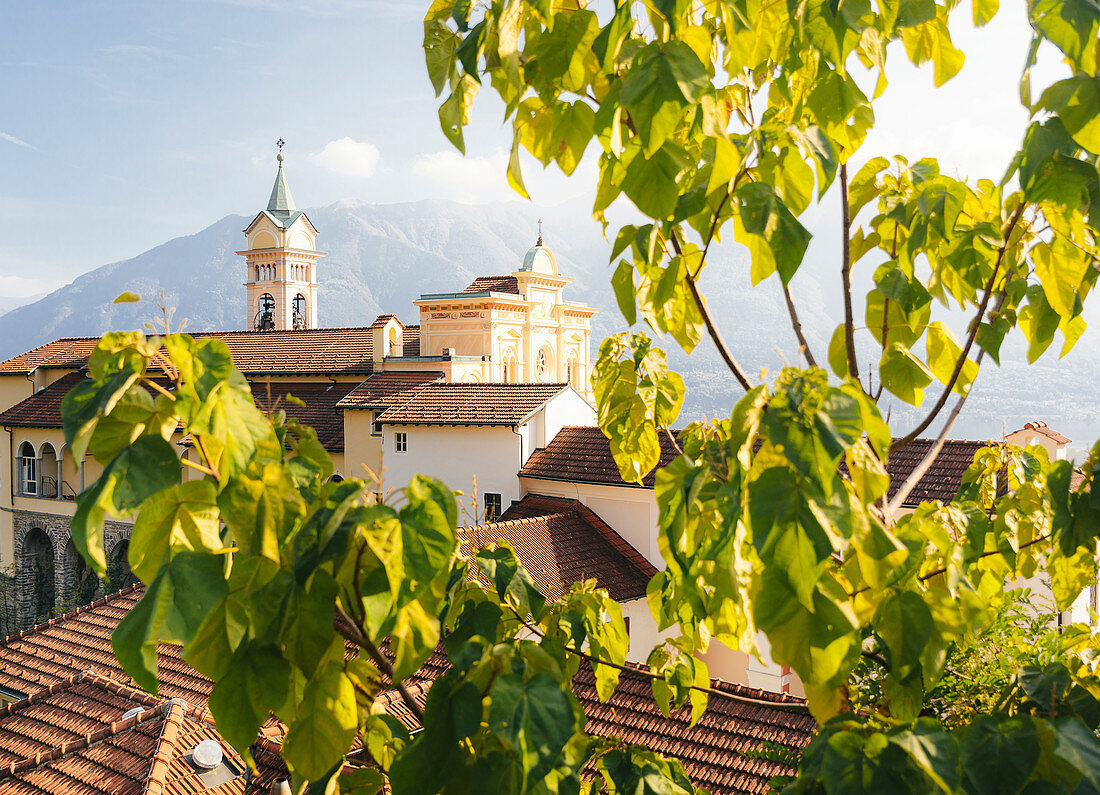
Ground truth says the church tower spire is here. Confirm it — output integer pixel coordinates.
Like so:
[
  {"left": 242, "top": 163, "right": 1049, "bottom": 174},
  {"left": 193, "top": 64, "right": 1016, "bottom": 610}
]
[{"left": 238, "top": 142, "right": 324, "bottom": 331}]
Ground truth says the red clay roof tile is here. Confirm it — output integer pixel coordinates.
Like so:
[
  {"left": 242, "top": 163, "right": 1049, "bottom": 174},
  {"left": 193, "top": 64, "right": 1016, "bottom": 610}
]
[
  {"left": 0, "top": 372, "right": 84, "bottom": 428},
  {"left": 377, "top": 383, "right": 569, "bottom": 426},
  {"left": 464, "top": 497, "right": 656, "bottom": 601},
  {"left": 0, "top": 328, "right": 380, "bottom": 376},
  {"left": 336, "top": 371, "right": 444, "bottom": 410},
  {"left": 462, "top": 276, "right": 520, "bottom": 294}
]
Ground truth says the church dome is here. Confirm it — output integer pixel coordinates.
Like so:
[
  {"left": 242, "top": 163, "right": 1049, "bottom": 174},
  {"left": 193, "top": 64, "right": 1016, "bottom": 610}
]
[{"left": 520, "top": 237, "right": 558, "bottom": 275}]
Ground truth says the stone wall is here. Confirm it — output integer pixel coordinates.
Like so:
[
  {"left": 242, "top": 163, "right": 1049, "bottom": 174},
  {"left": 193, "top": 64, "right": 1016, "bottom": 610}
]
[{"left": 10, "top": 510, "right": 132, "bottom": 630}]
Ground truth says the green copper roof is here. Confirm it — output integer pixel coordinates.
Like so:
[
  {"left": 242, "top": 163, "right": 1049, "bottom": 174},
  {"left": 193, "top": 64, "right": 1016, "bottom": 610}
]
[{"left": 267, "top": 153, "right": 297, "bottom": 219}]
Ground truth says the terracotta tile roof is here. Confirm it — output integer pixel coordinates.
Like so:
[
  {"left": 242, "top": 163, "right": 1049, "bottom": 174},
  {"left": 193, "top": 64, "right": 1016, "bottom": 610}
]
[
  {"left": 0, "top": 376, "right": 355, "bottom": 450},
  {"left": 0, "top": 372, "right": 84, "bottom": 428},
  {"left": 0, "top": 328, "right": 380, "bottom": 376},
  {"left": 368, "top": 314, "right": 400, "bottom": 330},
  {"left": 0, "top": 671, "right": 248, "bottom": 794},
  {"left": 520, "top": 426, "right": 682, "bottom": 488},
  {"left": 573, "top": 661, "right": 814, "bottom": 795},
  {"left": 250, "top": 380, "right": 358, "bottom": 452},
  {"left": 1014, "top": 420, "right": 1072, "bottom": 445},
  {"left": 885, "top": 438, "right": 991, "bottom": 506},
  {"left": 0, "top": 587, "right": 213, "bottom": 707},
  {"left": 377, "top": 383, "right": 569, "bottom": 426},
  {"left": 464, "top": 496, "right": 656, "bottom": 601},
  {"left": 463, "top": 275, "right": 519, "bottom": 294},
  {"left": 335, "top": 371, "right": 444, "bottom": 410},
  {"left": 401, "top": 326, "right": 421, "bottom": 357}
]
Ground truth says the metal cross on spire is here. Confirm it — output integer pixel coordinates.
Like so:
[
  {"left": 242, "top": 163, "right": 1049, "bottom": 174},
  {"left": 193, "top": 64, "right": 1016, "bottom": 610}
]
[
  {"left": 537, "top": 218, "right": 543, "bottom": 246},
  {"left": 276, "top": 138, "right": 285, "bottom": 153}
]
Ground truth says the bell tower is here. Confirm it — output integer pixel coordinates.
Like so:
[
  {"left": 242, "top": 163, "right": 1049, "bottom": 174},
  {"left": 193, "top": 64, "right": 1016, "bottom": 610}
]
[{"left": 238, "top": 142, "right": 324, "bottom": 331}]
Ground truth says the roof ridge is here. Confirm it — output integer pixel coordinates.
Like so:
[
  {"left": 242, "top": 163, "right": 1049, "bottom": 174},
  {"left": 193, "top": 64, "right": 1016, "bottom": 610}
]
[
  {"left": 1, "top": 584, "right": 144, "bottom": 647},
  {"left": 144, "top": 699, "right": 188, "bottom": 795},
  {"left": 461, "top": 511, "right": 573, "bottom": 536},
  {"left": 0, "top": 668, "right": 161, "bottom": 721}
]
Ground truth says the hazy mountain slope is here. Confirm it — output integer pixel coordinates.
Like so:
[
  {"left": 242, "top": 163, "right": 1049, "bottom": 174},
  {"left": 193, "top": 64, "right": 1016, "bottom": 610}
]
[{"left": 1, "top": 198, "right": 1096, "bottom": 450}]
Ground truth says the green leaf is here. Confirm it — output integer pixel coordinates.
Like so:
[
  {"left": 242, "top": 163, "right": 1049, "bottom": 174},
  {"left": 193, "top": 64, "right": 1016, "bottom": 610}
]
[
  {"left": 1051, "top": 715, "right": 1100, "bottom": 789},
  {"left": 62, "top": 370, "right": 141, "bottom": 464},
  {"left": 959, "top": 716, "right": 1039, "bottom": 795},
  {"left": 879, "top": 342, "right": 933, "bottom": 406},
  {"left": 621, "top": 144, "right": 688, "bottom": 220},
  {"left": 973, "top": 0, "right": 999, "bottom": 26},
  {"left": 438, "top": 74, "right": 479, "bottom": 154},
  {"left": 874, "top": 590, "right": 934, "bottom": 681},
  {"left": 620, "top": 41, "right": 709, "bottom": 156},
  {"left": 891, "top": 720, "right": 960, "bottom": 792},
  {"left": 283, "top": 663, "right": 359, "bottom": 781},
  {"left": 423, "top": 19, "right": 460, "bottom": 97},
  {"left": 1029, "top": 0, "right": 1100, "bottom": 72},
  {"left": 389, "top": 674, "right": 482, "bottom": 795},
  {"left": 71, "top": 436, "right": 182, "bottom": 576},
  {"left": 1039, "top": 76, "right": 1100, "bottom": 153},
  {"left": 734, "top": 182, "right": 811, "bottom": 285},
  {"left": 208, "top": 642, "right": 291, "bottom": 755},
  {"left": 612, "top": 259, "right": 637, "bottom": 326},
  {"left": 113, "top": 291, "right": 141, "bottom": 303},
  {"left": 220, "top": 464, "right": 306, "bottom": 564},
  {"left": 488, "top": 672, "right": 577, "bottom": 788},
  {"left": 112, "top": 551, "right": 227, "bottom": 692},
  {"left": 925, "top": 321, "right": 978, "bottom": 395},
  {"left": 129, "top": 479, "right": 222, "bottom": 583}
]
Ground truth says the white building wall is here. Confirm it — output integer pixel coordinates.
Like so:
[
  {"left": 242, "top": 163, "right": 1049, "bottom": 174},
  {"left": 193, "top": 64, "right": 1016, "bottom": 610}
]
[
  {"left": 538, "top": 388, "right": 595, "bottom": 451},
  {"left": 381, "top": 425, "right": 522, "bottom": 525},
  {"left": 518, "top": 477, "right": 662, "bottom": 568}
]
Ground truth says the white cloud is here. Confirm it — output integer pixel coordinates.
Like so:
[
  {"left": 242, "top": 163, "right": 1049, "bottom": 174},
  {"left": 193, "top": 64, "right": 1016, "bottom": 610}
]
[
  {"left": 308, "top": 137, "right": 381, "bottom": 179},
  {"left": 0, "top": 131, "right": 35, "bottom": 151},
  {"left": 0, "top": 274, "right": 61, "bottom": 298},
  {"left": 411, "top": 149, "right": 517, "bottom": 204}
]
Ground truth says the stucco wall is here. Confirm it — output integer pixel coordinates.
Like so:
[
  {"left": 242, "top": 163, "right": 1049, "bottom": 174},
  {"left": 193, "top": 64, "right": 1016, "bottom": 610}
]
[
  {"left": 519, "top": 477, "right": 662, "bottom": 568},
  {"left": 380, "top": 425, "right": 522, "bottom": 524}
]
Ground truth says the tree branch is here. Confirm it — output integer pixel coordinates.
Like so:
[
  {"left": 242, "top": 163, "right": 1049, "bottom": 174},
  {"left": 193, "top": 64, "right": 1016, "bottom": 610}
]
[
  {"left": 670, "top": 229, "right": 754, "bottom": 392},
  {"left": 334, "top": 607, "right": 425, "bottom": 724},
  {"left": 890, "top": 202, "right": 1027, "bottom": 453},
  {"left": 502, "top": 603, "right": 808, "bottom": 713},
  {"left": 782, "top": 283, "right": 818, "bottom": 367},
  {"left": 840, "top": 163, "right": 860, "bottom": 385}
]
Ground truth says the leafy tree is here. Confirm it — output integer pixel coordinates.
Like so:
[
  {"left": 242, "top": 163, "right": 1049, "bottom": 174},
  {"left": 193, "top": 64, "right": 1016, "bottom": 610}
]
[
  {"left": 60, "top": 322, "right": 697, "bottom": 793},
  {"left": 421, "top": 0, "right": 1100, "bottom": 790},
  {"left": 58, "top": 0, "right": 1100, "bottom": 792}
]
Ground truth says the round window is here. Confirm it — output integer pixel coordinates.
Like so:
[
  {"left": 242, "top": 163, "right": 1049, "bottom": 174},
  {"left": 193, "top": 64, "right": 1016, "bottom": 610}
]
[{"left": 535, "top": 349, "right": 548, "bottom": 380}]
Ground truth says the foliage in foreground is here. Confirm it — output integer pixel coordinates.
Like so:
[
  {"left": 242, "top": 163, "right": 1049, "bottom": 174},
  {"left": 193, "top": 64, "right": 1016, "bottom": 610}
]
[
  {"left": 53, "top": 0, "right": 1100, "bottom": 792},
  {"left": 421, "top": 0, "right": 1100, "bottom": 791}
]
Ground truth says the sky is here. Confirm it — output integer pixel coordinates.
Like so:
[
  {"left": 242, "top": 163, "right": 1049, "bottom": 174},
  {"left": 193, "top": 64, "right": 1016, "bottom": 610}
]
[{"left": 0, "top": 0, "right": 1065, "bottom": 300}]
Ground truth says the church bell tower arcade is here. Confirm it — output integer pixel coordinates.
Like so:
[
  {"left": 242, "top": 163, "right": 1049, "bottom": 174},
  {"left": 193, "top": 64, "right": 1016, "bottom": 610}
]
[{"left": 239, "top": 143, "right": 324, "bottom": 331}]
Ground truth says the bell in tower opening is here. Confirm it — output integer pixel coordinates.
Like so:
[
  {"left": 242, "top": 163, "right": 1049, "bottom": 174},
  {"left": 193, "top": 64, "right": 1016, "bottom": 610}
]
[
  {"left": 238, "top": 141, "right": 325, "bottom": 331},
  {"left": 256, "top": 293, "right": 276, "bottom": 332}
]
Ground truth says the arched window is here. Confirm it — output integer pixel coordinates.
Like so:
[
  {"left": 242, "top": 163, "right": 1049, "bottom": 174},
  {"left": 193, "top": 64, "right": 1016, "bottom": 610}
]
[
  {"left": 387, "top": 327, "right": 398, "bottom": 356},
  {"left": 256, "top": 293, "right": 276, "bottom": 331},
  {"left": 566, "top": 355, "right": 580, "bottom": 391},
  {"left": 38, "top": 443, "right": 58, "bottom": 499},
  {"left": 17, "top": 442, "right": 36, "bottom": 496},
  {"left": 293, "top": 294, "right": 307, "bottom": 330}
]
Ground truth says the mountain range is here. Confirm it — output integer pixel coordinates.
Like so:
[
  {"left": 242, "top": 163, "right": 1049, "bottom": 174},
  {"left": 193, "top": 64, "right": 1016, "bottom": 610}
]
[{"left": 0, "top": 198, "right": 1097, "bottom": 454}]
